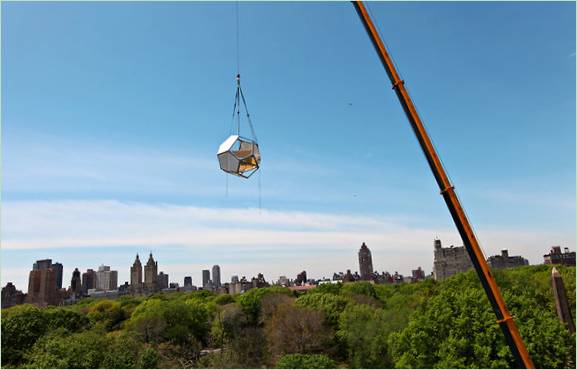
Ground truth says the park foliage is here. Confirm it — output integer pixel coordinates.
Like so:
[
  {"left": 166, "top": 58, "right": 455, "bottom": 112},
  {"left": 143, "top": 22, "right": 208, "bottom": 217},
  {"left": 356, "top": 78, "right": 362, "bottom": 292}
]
[{"left": 1, "top": 265, "right": 575, "bottom": 368}]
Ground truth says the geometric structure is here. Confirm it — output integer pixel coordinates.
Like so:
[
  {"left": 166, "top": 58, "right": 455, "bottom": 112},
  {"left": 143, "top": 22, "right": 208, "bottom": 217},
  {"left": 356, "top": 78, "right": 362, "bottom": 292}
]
[
  {"left": 217, "top": 72, "right": 261, "bottom": 179},
  {"left": 217, "top": 134, "right": 260, "bottom": 178}
]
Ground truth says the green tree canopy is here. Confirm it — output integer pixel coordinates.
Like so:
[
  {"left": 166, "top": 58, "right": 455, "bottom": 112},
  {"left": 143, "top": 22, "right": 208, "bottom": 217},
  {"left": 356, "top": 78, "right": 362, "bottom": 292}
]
[
  {"left": 337, "top": 303, "right": 393, "bottom": 368},
  {"left": 236, "top": 286, "right": 292, "bottom": 325},
  {"left": 1, "top": 304, "right": 49, "bottom": 365},
  {"left": 295, "top": 292, "right": 350, "bottom": 327},
  {"left": 275, "top": 353, "right": 337, "bottom": 369}
]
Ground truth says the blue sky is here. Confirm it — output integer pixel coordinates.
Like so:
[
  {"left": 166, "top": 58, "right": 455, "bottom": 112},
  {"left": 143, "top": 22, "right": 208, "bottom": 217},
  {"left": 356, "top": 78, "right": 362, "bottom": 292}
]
[{"left": 2, "top": 1, "right": 575, "bottom": 291}]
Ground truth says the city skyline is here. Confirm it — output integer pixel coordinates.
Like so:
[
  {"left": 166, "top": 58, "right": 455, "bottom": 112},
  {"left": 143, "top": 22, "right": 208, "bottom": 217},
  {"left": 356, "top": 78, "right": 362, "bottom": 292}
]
[
  {"left": 2, "top": 241, "right": 571, "bottom": 295},
  {"left": 2, "top": 2, "right": 575, "bottom": 291}
]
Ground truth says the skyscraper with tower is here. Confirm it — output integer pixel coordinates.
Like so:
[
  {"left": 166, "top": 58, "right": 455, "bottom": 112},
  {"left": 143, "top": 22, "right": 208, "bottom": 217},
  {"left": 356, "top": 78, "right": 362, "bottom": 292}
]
[
  {"left": 144, "top": 253, "right": 158, "bottom": 292},
  {"left": 130, "top": 254, "right": 143, "bottom": 293},
  {"left": 358, "top": 242, "right": 374, "bottom": 280}
]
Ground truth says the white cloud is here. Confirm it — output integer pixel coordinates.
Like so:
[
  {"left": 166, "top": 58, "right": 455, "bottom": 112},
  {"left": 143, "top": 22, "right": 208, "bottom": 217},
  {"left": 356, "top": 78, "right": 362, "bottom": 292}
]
[{"left": 1, "top": 200, "right": 449, "bottom": 250}]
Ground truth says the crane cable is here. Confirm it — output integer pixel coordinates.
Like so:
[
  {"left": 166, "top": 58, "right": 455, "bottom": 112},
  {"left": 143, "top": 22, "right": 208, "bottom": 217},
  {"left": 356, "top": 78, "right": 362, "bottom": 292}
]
[
  {"left": 235, "top": 77, "right": 262, "bottom": 211},
  {"left": 236, "top": 0, "right": 240, "bottom": 76},
  {"left": 229, "top": 2, "right": 258, "bottom": 142},
  {"left": 226, "top": 1, "right": 262, "bottom": 209}
]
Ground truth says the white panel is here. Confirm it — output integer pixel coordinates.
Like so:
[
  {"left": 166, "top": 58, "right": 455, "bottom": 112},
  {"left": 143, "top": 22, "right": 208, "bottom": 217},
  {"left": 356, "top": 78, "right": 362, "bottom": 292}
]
[
  {"left": 218, "top": 152, "right": 240, "bottom": 173},
  {"left": 217, "top": 135, "right": 240, "bottom": 154}
]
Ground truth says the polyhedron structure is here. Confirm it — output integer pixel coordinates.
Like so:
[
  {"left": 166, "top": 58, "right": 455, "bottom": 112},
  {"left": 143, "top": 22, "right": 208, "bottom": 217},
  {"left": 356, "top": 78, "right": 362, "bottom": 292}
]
[{"left": 217, "top": 134, "right": 261, "bottom": 178}]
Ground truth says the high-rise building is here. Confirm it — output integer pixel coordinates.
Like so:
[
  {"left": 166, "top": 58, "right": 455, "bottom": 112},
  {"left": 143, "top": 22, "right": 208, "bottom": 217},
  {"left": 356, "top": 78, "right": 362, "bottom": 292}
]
[
  {"left": 82, "top": 269, "right": 96, "bottom": 294},
  {"left": 95, "top": 265, "right": 118, "bottom": 291},
  {"left": 52, "top": 263, "right": 63, "bottom": 290},
  {"left": 343, "top": 269, "right": 355, "bottom": 282},
  {"left": 26, "top": 260, "right": 60, "bottom": 307},
  {"left": 71, "top": 268, "right": 82, "bottom": 297},
  {"left": 277, "top": 276, "right": 289, "bottom": 286},
  {"left": 118, "top": 282, "right": 130, "bottom": 295},
  {"left": 358, "top": 242, "right": 374, "bottom": 280},
  {"left": 411, "top": 267, "right": 425, "bottom": 282},
  {"left": 487, "top": 250, "right": 529, "bottom": 269},
  {"left": 157, "top": 272, "right": 169, "bottom": 290},
  {"left": 332, "top": 272, "right": 344, "bottom": 281},
  {"left": 34, "top": 259, "right": 52, "bottom": 270},
  {"left": 544, "top": 246, "right": 576, "bottom": 266},
  {"left": 144, "top": 253, "right": 158, "bottom": 292},
  {"left": 392, "top": 271, "right": 404, "bottom": 284},
  {"left": 184, "top": 276, "right": 192, "bottom": 287},
  {"left": 1, "top": 282, "right": 26, "bottom": 309},
  {"left": 202, "top": 269, "right": 210, "bottom": 289},
  {"left": 433, "top": 239, "right": 473, "bottom": 280},
  {"left": 212, "top": 265, "right": 221, "bottom": 288},
  {"left": 231, "top": 275, "right": 239, "bottom": 284},
  {"left": 295, "top": 271, "right": 307, "bottom": 285},
  {"left": 33, "top": 260, "right": 63, "bottom": 290},
  {"left": 130, "top": 254, "right": 143, "bottom": 292},
  {"left": 374, "top": 271, "right": 393, "bottom": 284},
  {"left": 251, "top": 273, "right": 268, "bottom": 288}
]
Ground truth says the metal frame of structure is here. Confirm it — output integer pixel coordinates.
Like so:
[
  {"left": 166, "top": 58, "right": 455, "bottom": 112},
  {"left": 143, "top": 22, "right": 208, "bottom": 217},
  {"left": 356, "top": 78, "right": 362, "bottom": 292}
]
[{"left": 218, "top": 134, "right": 261, "bottom": 178}]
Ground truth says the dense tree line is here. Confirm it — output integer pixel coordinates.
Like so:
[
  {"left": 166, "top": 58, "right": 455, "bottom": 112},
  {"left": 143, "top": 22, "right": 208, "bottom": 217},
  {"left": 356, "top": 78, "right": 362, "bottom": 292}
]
[{"left": 2, "top": 265, "right": 575, "bottom": 368}]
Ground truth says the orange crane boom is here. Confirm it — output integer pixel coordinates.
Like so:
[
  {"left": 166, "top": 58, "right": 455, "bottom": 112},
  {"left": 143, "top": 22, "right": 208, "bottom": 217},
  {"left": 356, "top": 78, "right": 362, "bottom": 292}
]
[{"left": 352, "top": 1, "right": 534, "bottom": 368}]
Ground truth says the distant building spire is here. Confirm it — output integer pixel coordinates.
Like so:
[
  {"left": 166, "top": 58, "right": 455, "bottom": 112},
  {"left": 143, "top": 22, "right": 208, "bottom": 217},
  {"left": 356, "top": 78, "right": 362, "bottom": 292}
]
[{"left": 358, "top": 242, "right": 374, "bottom": 281}]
